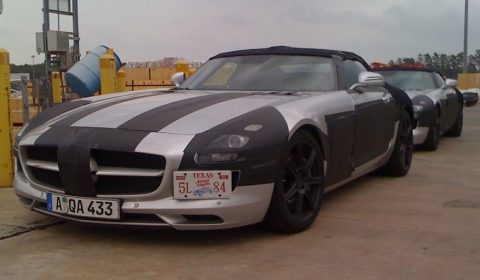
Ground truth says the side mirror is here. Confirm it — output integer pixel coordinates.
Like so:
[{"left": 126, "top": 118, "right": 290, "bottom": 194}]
[
  {"left": 171, "top": 72, "right": 186, "bottom": 87},
  {"left": 443, "top": 78, "right": 458, "bottom": 88},
  {"left": 349, "top": 71, "right": 385, "bottom": 90}
]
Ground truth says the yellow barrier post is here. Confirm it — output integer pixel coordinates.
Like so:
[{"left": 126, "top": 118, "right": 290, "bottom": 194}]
[
  {"left": 116, "top": 70, "right": 126, "bottom": 92},
  {"left": 0, "top": 48, "right": 13, "bottom": 187},
  {"left": 52, "top": 71, "right": 62, "bottom": 103},
  {"left": 100, "top": 48, "right": 117, "bottom": 94},
  {"left": 176, "top": 61, "right": 189, "bottom": 77}
]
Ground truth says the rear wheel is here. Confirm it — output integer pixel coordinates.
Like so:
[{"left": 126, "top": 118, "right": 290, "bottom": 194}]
[
  {"left": 379, "top": 110, "right": 413, "bottom": 176},
  {"left": 421, "top": 109, "right": 440, "bottom": 151},
  {"left": 261, "top": 130, "right": 324, "bottom": 233}
]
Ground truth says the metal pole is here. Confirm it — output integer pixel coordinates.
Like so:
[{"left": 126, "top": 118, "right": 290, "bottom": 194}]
[
  {"left": 43, "top": 0, "right": 49, "bottom": 78},
  {"left": 31, "top": 55, "right": 35, "bottom": 79},
  {"left": 72, "top": 0, "right": 80, "bottom": 55},
  {"left": 21, "top": 76, "right": 30, "bottom": 123},
  {"left": 43, "top": 0, "right": 53, "bottom": 107},
  {"left": 57, "top": 0, "right": 60, "bottom": 30},
  {"left": 463, "top": 0, "right": 468, "bottom": 73}
]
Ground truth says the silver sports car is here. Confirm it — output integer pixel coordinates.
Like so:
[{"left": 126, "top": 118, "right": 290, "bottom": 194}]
[
  {"left": 13, "top": 46, "right": 414, "bottom": 233},
  {"left": 373, "top": 66, "right": 463, "bottom": 150}
]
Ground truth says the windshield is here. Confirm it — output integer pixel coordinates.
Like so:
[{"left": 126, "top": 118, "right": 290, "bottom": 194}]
[
  {"left": 180, "top": 55, "right": 335, "bottom": 91},
  {"left": 379, "top": 71, "right": 436, "bottom": 91}
]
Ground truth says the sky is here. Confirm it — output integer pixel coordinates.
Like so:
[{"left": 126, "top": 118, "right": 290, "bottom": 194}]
[{"left": 1, "top": 0, "right": 480, "bottom": 66}]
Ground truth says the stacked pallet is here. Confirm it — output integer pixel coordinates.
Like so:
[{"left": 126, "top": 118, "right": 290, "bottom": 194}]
[
  {"left": 457, "top": 73, "right": 480, "bottom": 90},
  {"left": 9, "top": 82, "right": 36, "bottom": 126},
  {"left": 8, "top": 59, "right": 202, "bottom": 126},
  {"left": 120, "top": 57, "right": 202, "bottom": 91},
  {"left": 123, "top": 68, "right": 176, "bottom": 90},
  {"left": 10, "top": 97, "right": 38, "bottom": 126}
]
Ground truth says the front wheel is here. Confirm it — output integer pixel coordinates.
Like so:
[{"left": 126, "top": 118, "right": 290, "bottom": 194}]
[
  {"left": 379, "top": 110, "right": 413, "bottom": 177},
  {"left": 261, "top": 130, "right": 324, "bottom": 233},
  {"left": 421, "top": 109, "right": 440, "bottom": 151}
]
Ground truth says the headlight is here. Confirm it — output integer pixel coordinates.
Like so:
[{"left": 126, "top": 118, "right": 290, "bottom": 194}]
[
  {"left": 207, "top": 135, "right": 249, "bottom": 149},
  {"left": 196, "top": 135, "right": 250, "bottom": 163}
]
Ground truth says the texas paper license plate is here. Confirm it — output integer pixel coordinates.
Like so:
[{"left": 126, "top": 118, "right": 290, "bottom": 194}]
[
  {"left": 47, "top": 193, "right": 120, "bottom": 220},
  {"left": 173, "top": 171, "right": 232, "bottom": 199}
]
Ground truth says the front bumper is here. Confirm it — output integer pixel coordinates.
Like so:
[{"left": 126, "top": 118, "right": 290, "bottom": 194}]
[
  {"left": 13, "top": 126, "right": 283, "bottom": 230},
  {"left": 13, "top": 171, "right": 274, "bottom": 230},
  {"left": 413, "top": 126, "right": 429, "bottom": 145}
]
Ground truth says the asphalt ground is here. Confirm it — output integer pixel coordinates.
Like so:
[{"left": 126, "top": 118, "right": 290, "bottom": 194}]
[{"left": 1, "top": 104, "right": 479, "bottom": 279}]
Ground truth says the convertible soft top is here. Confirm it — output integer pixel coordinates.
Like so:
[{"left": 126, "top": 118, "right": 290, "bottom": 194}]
[
  {"left": 210, "top": 45, "right": 369, "bottom": 66},
  {"left": 210, "top": 45, "right": 412, "bottom": 109}
]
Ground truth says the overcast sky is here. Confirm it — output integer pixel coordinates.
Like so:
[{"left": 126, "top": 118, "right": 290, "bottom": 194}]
[{"left": 1, "top": 0, "right": 479, "bottom": 65}]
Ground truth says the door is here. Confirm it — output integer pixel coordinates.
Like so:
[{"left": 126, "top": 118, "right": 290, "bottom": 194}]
[
  {"left": 350, "top": 89, "right": 397, "bottom": 167},
  {"left": 433, "top": 73, "right": 459, "bottom": 130},
  {"left": 343, "top": 60, "right": 397, "bottom": 168}
]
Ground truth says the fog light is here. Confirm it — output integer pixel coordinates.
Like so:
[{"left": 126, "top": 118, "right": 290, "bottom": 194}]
[
  {"left": 210, "top": 153, "right": 237, "bottom": 162},
  {"left": 196, "top": 153, "right": 238, "bottom": 163}
]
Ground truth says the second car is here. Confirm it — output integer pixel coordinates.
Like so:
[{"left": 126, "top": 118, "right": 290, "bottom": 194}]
[{"left": 372, "top": 65, "right": 463, "bottom": 150}]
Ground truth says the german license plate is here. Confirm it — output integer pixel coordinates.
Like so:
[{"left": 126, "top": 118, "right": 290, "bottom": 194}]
[
  {"left": 47, "top": 193, "right": 120, "bottom": 220},
  {"left": 173, "top": 171, "right": 232, "bottom": 199}
]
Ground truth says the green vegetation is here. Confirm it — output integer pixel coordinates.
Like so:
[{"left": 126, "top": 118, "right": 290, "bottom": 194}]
[
  {"left": 389, "top": 50, "right": 480, "bottom": 79},
  {"left": 12, "top": 49, "right": 480, "bottom": 80},
  {"left": 10, "top": 63, "right": 46, "bottom": 78}
]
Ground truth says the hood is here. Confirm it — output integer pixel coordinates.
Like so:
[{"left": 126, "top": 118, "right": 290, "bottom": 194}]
[
  {"left": 404, "top": 89, "right": 433, "bottom": 99},
  {"left": 28, "top": 90, "right": 303, "bottom": 136}
]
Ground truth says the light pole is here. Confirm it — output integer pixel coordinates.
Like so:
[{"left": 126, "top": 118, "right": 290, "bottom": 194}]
[
  {"left": 31, "top": 55, "right": 35, "bottom": 79},
  {"left": 463, "top": 0, "right": 468, "bottom": 73}
]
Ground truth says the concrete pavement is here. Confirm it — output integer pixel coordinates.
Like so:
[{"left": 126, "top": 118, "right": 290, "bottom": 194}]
[{"left": 0, "top": 105, "right": 479, "bottom": 279}]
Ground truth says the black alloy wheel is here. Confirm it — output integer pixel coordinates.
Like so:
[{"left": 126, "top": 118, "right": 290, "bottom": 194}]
[
  {"left": 398, "top": 112, "right": 414, "bottom": 171},
  {"left": 262, "top": 130, "right": 324, "bottom": 233},
  {"left": 422, "top": 109, "right": 440, "bottom": 151},
  {"left": 380, "top": 110, "right": 413, "bottom": 176}
]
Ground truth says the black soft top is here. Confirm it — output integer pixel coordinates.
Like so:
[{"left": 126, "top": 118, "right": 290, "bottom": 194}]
[
  {"left": 209, "top": 46, "right": 413, "bottom": 113},
  {"left": 209, "top": 46, "right": 369, "bottom": 65}
]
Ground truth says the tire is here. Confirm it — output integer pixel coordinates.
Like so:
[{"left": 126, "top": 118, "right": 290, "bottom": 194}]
[
  {"left": 379, "top": 110, "right": 413, "bottom": 177},
  {"left": 261, "top": 130, "right": 324, "bottom": 233},
  {"left": 445, "top": 107, "right": 463, "bottom": 137},
  {"left": 421, "top": 109, "right": 440, "bottom": 151}
]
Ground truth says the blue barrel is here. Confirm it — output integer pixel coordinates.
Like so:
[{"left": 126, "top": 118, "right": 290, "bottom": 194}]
[{"left": 65, "top": 45, "right": 122, "bottom": 98}]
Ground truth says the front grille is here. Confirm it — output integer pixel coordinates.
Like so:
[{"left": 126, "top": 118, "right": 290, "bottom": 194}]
[
  {"left": 27, "top": 146, "right": 57, "bottom": 162},
  {"left": 30, "top": 167, "right": 63, "bottom": 189},
  {"left": 91, "top": 149, "right": 166, "bottom": 169},
  {"left": 16, "top": 158, "right": 24, "bottom": 174},
  {"left": 23, "top": 146, "right": 166, "bottom": 195},
  {"left": 121, "top": 213, "right": 166, "bottom": 224},
  {"left": 182, "top": 215, "right": 224, "bottom": 224},
  {"left": 95, "top": 176, "right": 163, "bottom": 195}
]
